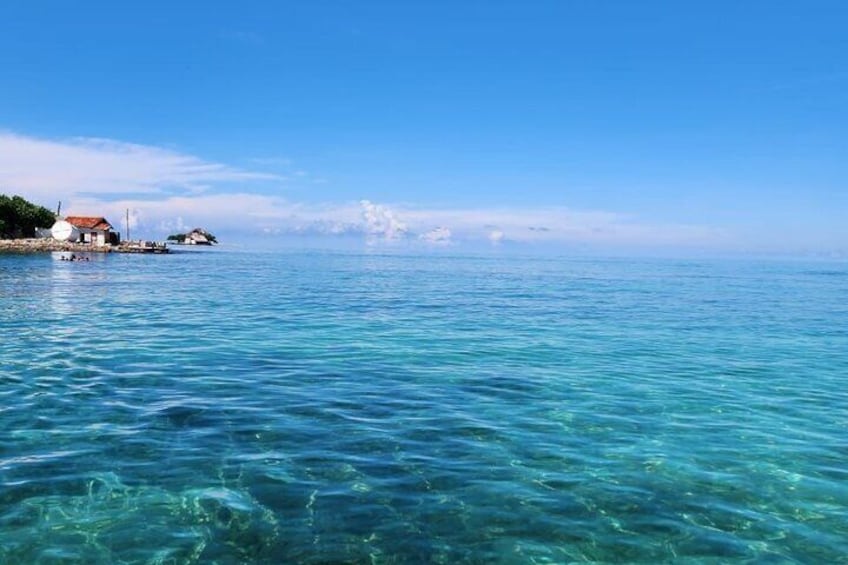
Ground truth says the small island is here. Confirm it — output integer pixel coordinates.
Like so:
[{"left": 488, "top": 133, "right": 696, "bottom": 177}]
[{"left": 167, "top": 228, "right": 218, "bottom": 245}]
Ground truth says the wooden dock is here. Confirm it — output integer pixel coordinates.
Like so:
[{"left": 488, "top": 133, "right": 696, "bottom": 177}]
[{"left": 116, "top": 241, "right": 170, "bottom": 254}]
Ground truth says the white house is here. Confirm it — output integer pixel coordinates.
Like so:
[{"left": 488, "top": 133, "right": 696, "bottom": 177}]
[{"left": 63, "top": 216, "right": 119, "bottom": 246}]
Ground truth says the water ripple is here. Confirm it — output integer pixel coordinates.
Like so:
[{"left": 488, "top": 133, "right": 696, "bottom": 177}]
[{"left": 1, "top": 251, "right": 847, "bottom": 561}]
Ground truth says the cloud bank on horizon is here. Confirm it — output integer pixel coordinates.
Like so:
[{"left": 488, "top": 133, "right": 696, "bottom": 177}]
[{"left": 0, "top": 130, "right": 730, "bottom": 250}]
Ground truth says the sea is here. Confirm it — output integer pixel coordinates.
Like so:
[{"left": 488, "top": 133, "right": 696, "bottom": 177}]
[{"left": 1, "top": 248, "right": 846, "bottom": 563}]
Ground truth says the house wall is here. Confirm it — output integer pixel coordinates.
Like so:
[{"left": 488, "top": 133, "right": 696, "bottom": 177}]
[{"left": 79, "top": 229, "right": 110, "bottom": 246}]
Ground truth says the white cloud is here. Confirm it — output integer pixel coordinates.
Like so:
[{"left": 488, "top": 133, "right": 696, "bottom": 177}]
[
  {"left": 392, "top": 205, "right": 729, "bottom": 247},
  {"left": 0, "top": 130, "right": 732, "bottom": 250},
  {"left": 68, "top": 193, "right": 352, "bottom": 236},
  {"left": 360, "top": 200, "right": 408, "bottom": 244},
  {"left": 419, "top": 226, "right": 452, "bottom": 246},
  {"left": 74, "top": 193, "right": 726, "bottom": 249},
  {"left": 157, "top": 215, "right": 188, "bottom": 234},
  {"left": 0, "top": 131, "right": 278, "bottom": 202}
]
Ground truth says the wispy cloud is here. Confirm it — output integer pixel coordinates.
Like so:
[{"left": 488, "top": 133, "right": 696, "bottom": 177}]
[
  {"left": 419, "top": 227, "right": 453, "bottom": 246},
  {"left": 1, "top": 130, "right": 731, "bottom": 250},
  {"left": 0, "top": 131, "right": 278, "bottom": 202},
  {"left": 488, "top": 230, "right": 505, "bottom": 246}
]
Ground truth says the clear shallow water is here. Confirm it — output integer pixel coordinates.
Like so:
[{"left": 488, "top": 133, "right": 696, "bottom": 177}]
[{"left": 1, "top": 249, "right": 846, "bottom": 563}]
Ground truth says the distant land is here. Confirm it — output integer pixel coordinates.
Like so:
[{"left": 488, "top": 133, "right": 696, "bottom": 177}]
[{"left": 0, "top": 194, "right": 170, "bottom": 254}]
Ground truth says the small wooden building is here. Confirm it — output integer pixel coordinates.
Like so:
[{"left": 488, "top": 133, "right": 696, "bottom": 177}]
[{"left": 64, "top": 216, "right": 120, "bottom": 246}]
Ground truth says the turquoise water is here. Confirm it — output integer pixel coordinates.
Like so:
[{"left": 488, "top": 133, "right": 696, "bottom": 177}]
[{"left": 1, "top": 249, "right": 846, "bottom": 563}]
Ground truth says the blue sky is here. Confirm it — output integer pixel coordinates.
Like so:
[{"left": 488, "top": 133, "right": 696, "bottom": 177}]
[{"left": 0, "top": 1, "right": 845, "bottom": 253}]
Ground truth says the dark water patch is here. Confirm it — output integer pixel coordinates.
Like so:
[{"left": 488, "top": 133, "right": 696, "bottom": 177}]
[{"left": 800, "top": 269, "right": 848, "bottom": 277}]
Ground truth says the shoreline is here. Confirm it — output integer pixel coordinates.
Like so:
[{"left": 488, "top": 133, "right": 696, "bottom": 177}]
[{"left": 0, "top": 238, "right": 114, "bottom": 254}]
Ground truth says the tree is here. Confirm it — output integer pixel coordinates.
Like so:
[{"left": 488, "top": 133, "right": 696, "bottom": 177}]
[{"left": 0, "top": 194, "right": 56, "bottom": 238}]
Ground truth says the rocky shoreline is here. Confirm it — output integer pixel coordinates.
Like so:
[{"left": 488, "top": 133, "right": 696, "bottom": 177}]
[{"left": 0, "top": 238, "right": 114, "bottom": 253}]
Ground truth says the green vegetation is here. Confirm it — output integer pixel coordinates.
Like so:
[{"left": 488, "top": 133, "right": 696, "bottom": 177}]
[{"left": 0, "top": 194, "right": 56, "bottom": 239}]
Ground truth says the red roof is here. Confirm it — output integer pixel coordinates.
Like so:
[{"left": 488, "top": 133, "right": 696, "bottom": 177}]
[{"left": 65, "top": 216, "right": 113, "bottom": 231}]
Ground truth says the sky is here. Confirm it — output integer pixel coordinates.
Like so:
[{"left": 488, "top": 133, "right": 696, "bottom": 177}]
[{"left": 0, "top": 1, "right": 845, "bottom": 254}]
